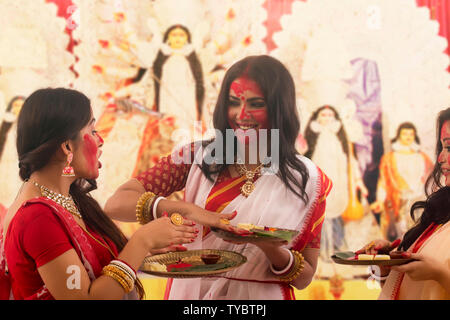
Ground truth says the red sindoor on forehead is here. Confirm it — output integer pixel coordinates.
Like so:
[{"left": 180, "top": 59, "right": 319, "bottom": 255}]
[
  {"left": 441, "top": 120, "right": 450, "bottom": 140},
  {"left": 230, "top": 76, "right": 264, "bottom": 98}
]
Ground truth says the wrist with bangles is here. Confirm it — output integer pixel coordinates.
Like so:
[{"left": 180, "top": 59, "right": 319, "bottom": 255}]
[
  {"left": 101, "top": 259, "right": 137, "bottom": 293},
  {"left": 269, "top": 248, "right": 305, "bottom": 283},
  {"left": 369, "top": 266, "right": 390, "bottom": 282},
  {"left": 135, "top": 191, "right": 166, "bottom": 224}
]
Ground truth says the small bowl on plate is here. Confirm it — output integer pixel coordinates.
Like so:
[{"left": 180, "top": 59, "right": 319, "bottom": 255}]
[{"left": 201, "top": 254, "right": 220, "bottom": 265}]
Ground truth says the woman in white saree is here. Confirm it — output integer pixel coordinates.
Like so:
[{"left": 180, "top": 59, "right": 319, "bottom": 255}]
[{"left": 105, "top": 55, "right": 332, "bottom": 299}]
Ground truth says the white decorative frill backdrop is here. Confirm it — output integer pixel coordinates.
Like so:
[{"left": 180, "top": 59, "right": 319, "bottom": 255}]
[{"left": 272, "top": 0, "right": 450, "bottom": 156}]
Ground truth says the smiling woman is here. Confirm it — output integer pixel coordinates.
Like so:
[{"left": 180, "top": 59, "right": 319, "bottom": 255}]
[{"left": 105, "top": 55, "right": 334, "bottom": 300}]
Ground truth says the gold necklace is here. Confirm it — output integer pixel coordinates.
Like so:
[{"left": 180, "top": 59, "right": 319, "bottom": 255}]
[
  {"left": 33, "top": 181, "right": 82, "bottom": 219},
  {"left": 32, "top": 181, "right": 117, "bottom": 258},
  {"left": 236, "top": 163, "right": 264, "bottom": 197}
]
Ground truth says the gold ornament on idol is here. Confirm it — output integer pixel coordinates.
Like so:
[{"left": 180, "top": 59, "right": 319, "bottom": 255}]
[
  {"left": 236, "top": 163, "right": 264, "bottom": 197},
  {"left": 33, "top": 181, "right": 82, "bottom": 219}
]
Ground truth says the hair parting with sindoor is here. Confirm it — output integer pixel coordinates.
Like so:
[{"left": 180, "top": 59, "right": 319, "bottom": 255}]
[{"left": 16, "top": 88, "right": 145, "bottom": 299}]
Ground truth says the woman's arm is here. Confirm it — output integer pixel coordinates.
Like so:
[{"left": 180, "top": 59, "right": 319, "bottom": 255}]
[
  {"left": 38, "top": 216, "right": 197, "bottom": 300},
  {"left": 104, "top": 177, "right": 239, "bottom": 232},
  {"left": 255, "top": 242, "right": 318, "bottom": 290},
  {"left": 104, "top": 178, "right": 147, "bottom": 222}
]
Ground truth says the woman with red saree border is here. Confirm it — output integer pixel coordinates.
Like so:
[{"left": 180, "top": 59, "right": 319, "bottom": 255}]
[
  {"left": 0, "top": 88, "right": 199, "bottom": 300},
  {"left": 105, "top": 55, "right": 332, "bottom": 299},
  {"left": 357, "top": 107, "right": 450, "bottom": 300}
]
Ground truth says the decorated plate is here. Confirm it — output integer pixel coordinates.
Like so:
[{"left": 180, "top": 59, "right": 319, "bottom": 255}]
[
  {"left": 211, "top": 226, "right": 299, "bottom": 243},
  {"left": 139, "top": 249, "right": 247, "bottom": 278},
  {"left": 331, "top": 251, "right": 415, "bottom": 266}
]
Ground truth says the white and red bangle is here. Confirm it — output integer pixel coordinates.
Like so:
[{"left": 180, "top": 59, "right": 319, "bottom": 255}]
[
  {"left": 269, "top": 248, "right": 294, "bottom": 276},
  {"left": 110, "top": 259, "right": 137, "bottom": 282},
  {"left": 369, "top": 266, "right": 389, "bottom": 281},
  {"left": 153, "top": 196, "right": 166, "bottom": 220}
]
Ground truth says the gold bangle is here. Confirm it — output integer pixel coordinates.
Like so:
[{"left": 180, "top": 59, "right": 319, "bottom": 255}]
[
  {"left": 136, "top": 191, "right": 156, "bottom": 224},
  {"left": 103, "top": 265, "right": 134, "bottom": 292},
  {"left": 102, "top": 265, "right": 134, "bottom": 293},
  {"left": 279, "top": 250, "right": 305, "bottom": 283},
  {"left": 146, "top": 194, "right": 158, "bottom": 223},
  {"left": 103, "top": 264, "right": 135, "bottom": 288},
  {"left": 103, "top": 269, "right": 132, "bottom": 293}
]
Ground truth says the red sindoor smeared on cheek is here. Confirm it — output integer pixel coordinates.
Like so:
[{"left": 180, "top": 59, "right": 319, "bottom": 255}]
[
  {"left": 248, "top": 109, "right": 270, "bottom": 130},
  {"left": 83, "top": 134, "right": 98, "bottom": 175},
  {"left": 441, "top": 121, "right": 450, "bottom": 165}
]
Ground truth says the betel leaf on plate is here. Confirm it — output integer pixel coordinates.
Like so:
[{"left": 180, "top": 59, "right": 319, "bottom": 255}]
[
  {"left": 168, "top": 262, "right": 233, "bottom": 273},
  {"left": 334, "top": 251, "right": 356, "bottom": 260},
  {"left": 251, "top": 229, "right": 298, "bottom": 242}
]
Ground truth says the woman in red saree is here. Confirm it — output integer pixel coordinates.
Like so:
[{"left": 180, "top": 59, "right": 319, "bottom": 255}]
[
  {"left": 357, "top": 108, "right": 450, "bottom": 300},
  {"left": 0, "top": 88, "right": 199, "bottom": 300},
  {"left": 105, "top": 55, "right": 332, "bottom": 299}
]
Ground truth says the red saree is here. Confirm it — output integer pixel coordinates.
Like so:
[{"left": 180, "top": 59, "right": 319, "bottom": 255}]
[{"left": 1, "top": 197, "right": 119, "bottom": 300}]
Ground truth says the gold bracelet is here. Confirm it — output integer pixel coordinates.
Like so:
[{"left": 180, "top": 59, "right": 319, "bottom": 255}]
[
  {"left": 143, "top": 193, "right": 156, "bottom": 223},
  {"left": 102, "top": 265, "right": 134, "bottom": 293},
  {"left": 136, "top": 191, "right": 156, "bottom": 224},
  {"left": 103, "top": 265, "right": 134, "bottom": 292},
  {"left": 279, "top": 250, "right": 305, "bottom": 283},
  {"left": 102, "top": 269, "right": 132, "bottom": 293}
]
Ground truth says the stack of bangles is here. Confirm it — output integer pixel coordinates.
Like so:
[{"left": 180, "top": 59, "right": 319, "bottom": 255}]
[
  {"left": 102, "top": 260, "right": 137, "bottom": 293},
  {"left": 270, "top": 249, "right": 305, "bottom": 283},
  {"left": 135, "top": 191, "right": 166, "bottom": 225}
]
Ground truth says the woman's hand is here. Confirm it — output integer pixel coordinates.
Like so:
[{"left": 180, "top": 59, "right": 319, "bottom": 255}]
[
  {"left": 148, "top": 244, "right": 187, "bottom": 256},
  {"left": 356, "top": 238, "right": 402, "bottom": 277},
  {"left": 391, "top": 252, "right": 447, "bottom": 282},
  {"left": 134, "top": 216, "right": 198, "bottom": 251},
  {"left": 183, "top": 206, "right": 237, "bottom": 229},
  {"left": 356, "top": 238, "right": 401, "bottom": 255},
  {"left": 157, "top": 200, "right": 253, "bottom": 235}
]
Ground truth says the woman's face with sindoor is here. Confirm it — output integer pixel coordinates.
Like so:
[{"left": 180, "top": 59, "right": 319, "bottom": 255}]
[
  {"left": 438, "top": 120, "right": 450, "bottom": 186},
  {"left": 227, "top": 77, "right": 269, "bottom": 145},
  {"left": 70, "top": 113, "right": 104, "bottom": 179}
]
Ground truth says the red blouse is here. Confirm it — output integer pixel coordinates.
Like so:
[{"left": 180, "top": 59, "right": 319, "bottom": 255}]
[{"left": 4, "top": 203, "right": 116, "bottom": 300}]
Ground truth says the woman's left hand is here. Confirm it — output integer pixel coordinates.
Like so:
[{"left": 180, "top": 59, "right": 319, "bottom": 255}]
[{"left": 391, "top": 252, "right": 445, "bottom": 282}]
